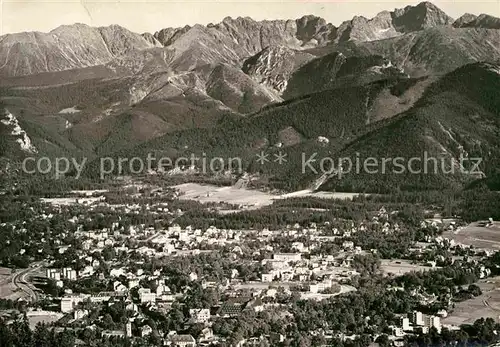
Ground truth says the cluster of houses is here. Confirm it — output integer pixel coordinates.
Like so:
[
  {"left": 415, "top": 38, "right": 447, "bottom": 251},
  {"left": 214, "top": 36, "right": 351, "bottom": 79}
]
[
  {"left": 387, "top": 311, "right": 451, "bottom": 345},
  {"left": 47, "top": 216, "right": 377, "bottom": 345}
]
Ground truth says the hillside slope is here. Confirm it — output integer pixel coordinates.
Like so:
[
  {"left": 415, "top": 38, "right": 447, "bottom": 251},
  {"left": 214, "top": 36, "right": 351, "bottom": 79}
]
[{"left": 83, "top": 62, "right": 500, "bottom": 193}]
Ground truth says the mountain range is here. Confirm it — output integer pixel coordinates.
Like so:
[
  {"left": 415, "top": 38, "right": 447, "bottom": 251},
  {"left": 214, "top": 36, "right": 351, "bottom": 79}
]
[{"left": 1, "top": 1, "right": 499, "bottom": 193}]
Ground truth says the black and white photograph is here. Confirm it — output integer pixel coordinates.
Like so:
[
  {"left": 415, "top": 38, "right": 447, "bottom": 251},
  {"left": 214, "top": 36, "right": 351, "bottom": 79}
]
[{"left": 0, "top": 0, "right": 500, "bottom": 346}]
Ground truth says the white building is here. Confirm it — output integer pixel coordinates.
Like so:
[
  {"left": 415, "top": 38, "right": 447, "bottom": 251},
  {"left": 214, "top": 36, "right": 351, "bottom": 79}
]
[
  {"left": 189, "top": 308, "right": 210, "bottom": 323},
  {"left": 60, "top": 295, "right": 89, "bottom": 313},
  {"left": 411, "top": 311, "right": 425, "bottom": 326},
  {"left": 126, "top": 322, "right": 132, "bottom": 337},
  {"left": 128, "top": 279, "right": 140, "bottom": 289},
  {"left": 400, "top": 317, "right": 411, "bottom": 331},
  {"left": 73, "top": 309, "right": 88, "bottom": 320},
  {"left": 61, "top": 298, "right": 73, "bottom": 313},
  {"left": 342, "top": 241, "right": 354, "bottom": 249},
  {"left": 178, "top": 232, "right": 189, "bottom": 242},
  {"left": 169, "top": 334, "right": 196, "bottom": 347},
  {"left": 262, "top": 273, "right": 274, "bottom": 282},
  {"left": 309, "top": 279, "right": 333, "bottom": 294},
  {"left": 140, "top": 292, "right": 156, "bottom": 304},
  {"left": 46, "top": 269, "right": 61, "bottom": 281},
  {"left": 273, "top": 253, "right": 301, "bottom": 262},
  {"left": 392, "top": 327, "right": 405, "bottom": 337},
  {"left": 427, "top": 315, "right": 441, "bottom": 332},
  {"left": 141, "top": 325, "right": 152, "bottom": 337},
  {"left": 62, "top": 268, "right": 77, "bottom": 281}
]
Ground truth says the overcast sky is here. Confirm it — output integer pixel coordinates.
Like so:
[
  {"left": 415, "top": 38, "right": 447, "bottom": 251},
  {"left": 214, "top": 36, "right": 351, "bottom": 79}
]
[{"left": 1, "top": 0, "right": 499, "bottom": 35}]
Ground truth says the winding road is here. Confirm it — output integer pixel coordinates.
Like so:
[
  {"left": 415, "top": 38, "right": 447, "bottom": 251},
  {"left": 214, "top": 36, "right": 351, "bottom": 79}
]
[{"left": 11, "top": 263, "right": 43, "bottom": 301}]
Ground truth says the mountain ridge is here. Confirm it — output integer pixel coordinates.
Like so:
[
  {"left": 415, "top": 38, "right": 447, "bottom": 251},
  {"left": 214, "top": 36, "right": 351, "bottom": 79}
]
[{"left": 2, "top": 2, "right": 497, "bottom": 78}]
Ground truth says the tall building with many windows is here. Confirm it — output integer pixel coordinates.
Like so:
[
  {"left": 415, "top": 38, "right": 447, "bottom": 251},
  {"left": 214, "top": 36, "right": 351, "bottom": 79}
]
[{"left": 410, "top": 311, "right": 425, "bottom": 326}]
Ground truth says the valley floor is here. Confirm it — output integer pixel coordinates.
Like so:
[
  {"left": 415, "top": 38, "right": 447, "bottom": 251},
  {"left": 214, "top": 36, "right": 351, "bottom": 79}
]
[
  {"left": 173, "top": 183, "right": 360, "bottom": 210},
  {"left": 443, "top": 222, "right": 500, "bottom": 251},
  {"left": 443, "top": 276, "right": 500, "bottom": 326}
]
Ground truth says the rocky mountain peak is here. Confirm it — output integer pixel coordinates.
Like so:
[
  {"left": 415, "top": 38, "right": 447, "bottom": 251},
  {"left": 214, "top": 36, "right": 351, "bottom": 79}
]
[
  {"left": 49, "top": 22, "right": 92, "bottom": 33},
  {"left": 295, "top": 15, "right": 335, "bottom": 45},
  {"left": 454, "top": 13, "right": 500, "bottom": 29},
  {"left": 392, "top": 1, "right": 454, "bottom": 32},
  {"left": 334, "top": 1, "right": 453, "bottom": 43},
  {"left": 154, "top": 25, "right": 191, "bottom": 46},
  {"left": 452, "top": 13, "right": 478, "bottom": 28}
]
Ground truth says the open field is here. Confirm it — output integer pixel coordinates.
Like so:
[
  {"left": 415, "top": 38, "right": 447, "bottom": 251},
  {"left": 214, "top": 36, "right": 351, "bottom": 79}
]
[
  {"left": 279, "top": 190, "right": 360, "bottom": 200},
  {"left": 380, "top": 259, "right": 437, "bottom": 276},
  {"left": 0, "top": 267, "right": 12, "bottom": 283},
  {"left": 443, "top": 277, "right": 500, "bottom": 326},
  {"left": 0, "top": 267, "right": 18, "bottom": 300},
  {"left": 173, "top": 183, "right": 360, "bottom": 209},
  {"left": 41, "top": 196, "right": 105, "bottom": 206},
  {"left": 443, "top": 222, "right": 500, "bottom": 251},
  {"left": 300, "top": 285, "right": 357, "bottom": 301},
  {"left": 70, "top": 189, "right": 109, "bottom": 196},
  {"left": 173, "top": 183, "right": 276, "bottom": 208}
]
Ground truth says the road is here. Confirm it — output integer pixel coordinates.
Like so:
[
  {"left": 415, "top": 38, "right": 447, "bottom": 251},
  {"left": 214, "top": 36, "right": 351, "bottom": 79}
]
[
  {"left": 11, "top": 263, "right": 43, "bottom": 301},
  {"left": 484, "top": 296, "right": 500, "bottom": 312}
]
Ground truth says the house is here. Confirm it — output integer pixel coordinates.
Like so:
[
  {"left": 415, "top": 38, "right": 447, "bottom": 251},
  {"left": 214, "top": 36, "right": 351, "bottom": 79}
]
[
  {"left": 73, "top": 309, "right": 88, "bottom": 320},
  {"left": 60, "top": 295, "right": 89, "bottom": 313},
  {"left": 140, "top": 291, "right": 156, "bottom": 304},
  {"left": 80, "top": 266, "right": 94, "bottom": 277},
  {"left": 156, "top": 284, "right": 170, "bottom": 295},
  {"left": 291, "top": 242, "right": 305, "bottom": 252},
  {"left": 189, "top": 272, "right": 198, "bottom": 281},
  {"left": 189, "top": 308, "right": 210, "bottom": 323},
  {"left": 141, "top": 325, "right": 153, "bottom": 337},
  {"left": 244, "top": 298, "right": 264, "bottom": 312},
  {"left": 342, "top": 241, "right": 354, "bottom": 249},
  {"left": 273, "top": 253, "right": 301, "bottom": 262},
  {"left": 281, "top": 272, "right": 294, "bottom": 281},
  {"left": 200, "top": 327, "right": 213, "bottom": 341},
  {"left": 125, "top": 301, "right": 138, "bottom": 313},
  {"left": 113, "top": 281, "right": 127, "bottom": 293},
  {"left": 110, "top": 268, "right": 125, "bottom": 277},
  {"left": 169, "top": 334, "right": 196, "bottom": 347},
  {"left": 261, "top": 273, "right": 274, "bottom": 282},
  {"left": 102, "top": 330, "right": 125, "bottom": 338},
  {"left": 128, "top": 279, "right": 140, "bottom": 289}
]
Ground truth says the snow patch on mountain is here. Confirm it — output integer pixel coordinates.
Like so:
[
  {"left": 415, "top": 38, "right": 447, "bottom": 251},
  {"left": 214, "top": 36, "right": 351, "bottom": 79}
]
[
  {"left": 438, "top": 121, "right": 468, "bottom": 158},
  {"left": 488, "top": 65, "right": 500, "bottom": 75},
  {"left": 59, "top": 106, "right": 80, "bottom": 114},
  {"left": 1, "top": 111, "right": 38, "bottom": 153}
]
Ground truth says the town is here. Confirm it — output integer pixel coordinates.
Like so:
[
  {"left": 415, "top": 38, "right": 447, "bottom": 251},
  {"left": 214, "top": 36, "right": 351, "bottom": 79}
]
[{"left": 1, "top": 177, "right": 500, "bottom": 347}]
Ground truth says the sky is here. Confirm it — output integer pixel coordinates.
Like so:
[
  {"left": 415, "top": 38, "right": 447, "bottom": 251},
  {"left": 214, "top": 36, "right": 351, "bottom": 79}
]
[{"left": 1, "top": 0, "right": 499, "bottom": 35}]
